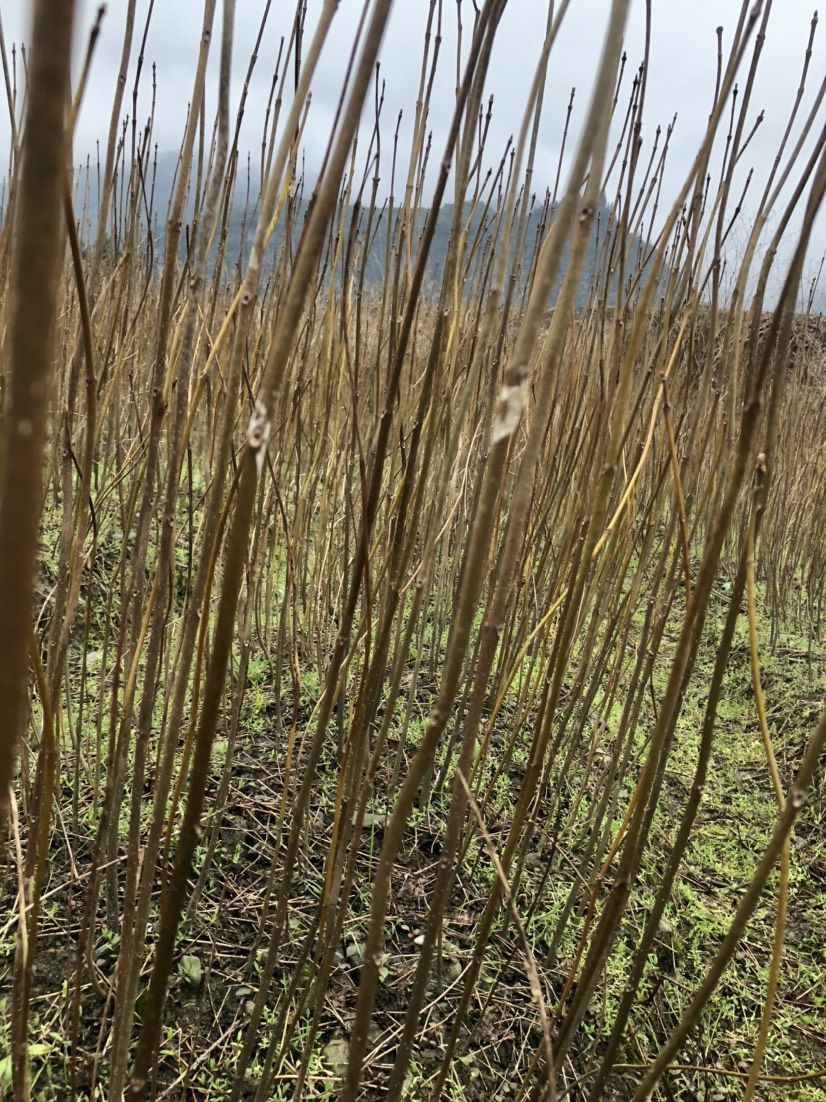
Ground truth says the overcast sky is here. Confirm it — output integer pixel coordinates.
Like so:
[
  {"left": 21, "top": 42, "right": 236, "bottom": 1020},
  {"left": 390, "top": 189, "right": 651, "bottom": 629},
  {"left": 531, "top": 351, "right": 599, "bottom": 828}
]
[{"left": 2, "top": 1, "right": 824, "bottom": 304}]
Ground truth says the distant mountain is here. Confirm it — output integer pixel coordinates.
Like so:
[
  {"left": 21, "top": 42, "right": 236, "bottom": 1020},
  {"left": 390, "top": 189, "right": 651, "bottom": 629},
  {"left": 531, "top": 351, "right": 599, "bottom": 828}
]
[
  {"left": 220, "top": 197, "right": 656, "bottom": 309},
  {"left": 75, "top": 149, "right": 657, "bottom": 307}
]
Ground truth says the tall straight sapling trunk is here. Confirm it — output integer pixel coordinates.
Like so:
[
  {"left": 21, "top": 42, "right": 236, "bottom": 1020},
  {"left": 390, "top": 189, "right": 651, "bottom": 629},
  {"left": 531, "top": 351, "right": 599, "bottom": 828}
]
[{"left": 0, "top": 5, "right": 76, "bottom": 1099}]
